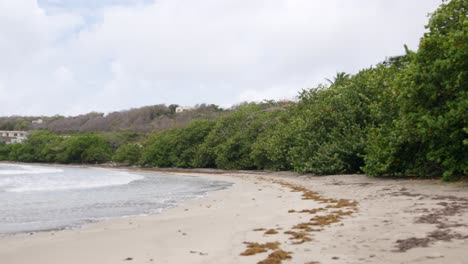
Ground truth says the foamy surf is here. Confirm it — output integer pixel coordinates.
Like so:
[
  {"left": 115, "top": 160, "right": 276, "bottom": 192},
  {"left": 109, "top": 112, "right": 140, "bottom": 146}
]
[
  {"left": 0, "top": 164, "right": 63, "bottom": 175},
  {"left": 0, "top": 164, "right": 143, "bottom": 192},
  {"left": 0, "top": 163, "right": 231, "bottom": 234}
]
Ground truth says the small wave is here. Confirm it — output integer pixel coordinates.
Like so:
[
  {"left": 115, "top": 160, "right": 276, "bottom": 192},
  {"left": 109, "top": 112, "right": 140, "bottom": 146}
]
[
  {"left": 0, "top": 164, "right": 63, "bottom": 175},
  {"left": 0, "top": 166, "right": 144, "bottom": 192}
]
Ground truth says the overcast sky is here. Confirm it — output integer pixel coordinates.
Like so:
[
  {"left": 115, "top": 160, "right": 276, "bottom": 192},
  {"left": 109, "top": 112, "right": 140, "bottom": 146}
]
[{"left": 0, "top": 0, "right": 442, "bottom": 116}]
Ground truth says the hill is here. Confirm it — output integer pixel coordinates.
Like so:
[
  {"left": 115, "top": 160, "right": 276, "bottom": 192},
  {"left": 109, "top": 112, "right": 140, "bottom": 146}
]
[{"left": 0, "top": 104, "right": 224, "bottom": 133}]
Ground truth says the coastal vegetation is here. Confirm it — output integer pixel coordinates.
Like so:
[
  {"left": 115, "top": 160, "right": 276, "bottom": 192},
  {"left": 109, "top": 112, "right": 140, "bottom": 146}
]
[
  {"left": 0, "top": 0, "right": 466, "bottom": 181},
  {"left": 0, "top": 104, "right": 224, "bottom": 133}
]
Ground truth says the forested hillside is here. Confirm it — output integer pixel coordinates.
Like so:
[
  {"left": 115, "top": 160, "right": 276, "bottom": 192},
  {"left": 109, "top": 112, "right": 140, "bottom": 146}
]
[
  {"left": 0, "top": 104, "right": 224, "bottom": 133},
  {"left": 0, "top": 0, "right": 466, "bottom": 181}
]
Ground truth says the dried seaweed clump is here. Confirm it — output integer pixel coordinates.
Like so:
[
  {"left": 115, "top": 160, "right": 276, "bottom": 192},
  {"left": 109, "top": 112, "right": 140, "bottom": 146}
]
[
  {"left": 292, "top": 222, "right": 322, "bottom": 232},
  {"left": 240, "top": 242, "right": 280, "bottom": 256},
  {"left": 309, "top": 214, "right": 341, "bottom": 226},
  {"left": 326, "top": 199, "right": 358, "bottom": 208},
  {"left": 284, "top": 230, "right": 312, "bottom": 244},
  {"left": 331, "top": 210, "right": 354, "bottom": 216},
  {"left": 242, "top": 179, "right": 359, "bottom": 264},
  {"left": 257, "top": 250, "right": 292, "bottom": 264},
  {"left": 264, "top": 229, "right": 279, "bottom": 235},
  {"left": 289, "top": 208, "right": 325, "bottom": 214}
]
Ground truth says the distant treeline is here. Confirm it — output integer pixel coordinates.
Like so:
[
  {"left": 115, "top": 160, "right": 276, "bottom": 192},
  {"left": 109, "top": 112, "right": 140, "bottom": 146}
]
[
  {"left": 0, "top": 104, "right": 224, "bottom": 133},
  {"left": 0, "top": 0, "right": 466, "bottom": 181}
]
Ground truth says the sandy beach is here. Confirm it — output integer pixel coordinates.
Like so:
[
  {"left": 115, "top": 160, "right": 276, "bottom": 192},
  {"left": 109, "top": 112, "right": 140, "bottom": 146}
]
[{"left": 0, "top": 170, "right": 467, "bottom": 264}]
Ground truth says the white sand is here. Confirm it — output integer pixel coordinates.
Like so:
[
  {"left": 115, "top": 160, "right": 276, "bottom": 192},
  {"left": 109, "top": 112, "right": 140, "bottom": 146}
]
[{"left": 0, "top": 171, "right": 467, "bottom": 264}]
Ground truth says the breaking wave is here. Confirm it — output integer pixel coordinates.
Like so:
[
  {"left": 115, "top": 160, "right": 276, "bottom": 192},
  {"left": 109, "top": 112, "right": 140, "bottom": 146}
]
[{"left": 0, "top": 164, "right": 143, "bottom": 192}]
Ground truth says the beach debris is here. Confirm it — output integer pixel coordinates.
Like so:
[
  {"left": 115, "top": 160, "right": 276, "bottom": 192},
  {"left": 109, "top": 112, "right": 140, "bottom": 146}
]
[
  {"left": 240, "top": 241, "right": 280, "bottom": 256},
  {"left": 283, "top": 230, "right": 312, "bottom": 244},
  {"left": 264, "top": 229, "right": 278, "bottom": 235},
  {"left": 189, "top": 250, "right": 208, "bottom": 255},
  {"left": 395, "top": 237, "right": 431, "bottom": 252},
  {"left": 395, "top": 229, "right": 468, "bottom": 252},
  {"left": 289, "top": 208, "right": 325, "bottom": 214},
  {"left": 326, "top": 199, "right": 358, "bottom": 208},
  {"left": 309, "top": 214, "right": 341, "bottom": 226},
  {"left": 291, "top": 222, "right": 317, "bottom": 232},
  {"left": 240, "top": 179, "right": 359, "bottom": 264},
  {"left": 394, "top": 196, "right": 468, "bottom": 252},
  {"left": 257, "top": 249, "right": 292, "bottom": 264},
  {"left": 124, "top": 257, "right": 133, "bottom": 261}
]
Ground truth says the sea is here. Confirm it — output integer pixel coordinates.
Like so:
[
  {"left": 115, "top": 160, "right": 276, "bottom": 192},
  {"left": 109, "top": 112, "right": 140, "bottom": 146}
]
[{"left": 0, "top": 163, "right": 232, "bottom": 234}]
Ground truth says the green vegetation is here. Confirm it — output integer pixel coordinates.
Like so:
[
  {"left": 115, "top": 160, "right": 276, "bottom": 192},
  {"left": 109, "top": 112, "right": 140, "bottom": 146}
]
[
  {"left": 1, "top": 131, "right": 114, "bottom": 164},
  {"left": 192, "top": 104, "right": 285, "bottom": 170},
  {"left": 0, "top": 0, "right": 465, "bottom": 180},
  {"left": 0, "top": 104, "right": 225, "bottom": 133},
  {"left": 362, "top": 0, "right": 467, "bottom": 181},
  {"left": 113, "top": 143, "right": 143, "bottom": 165}
]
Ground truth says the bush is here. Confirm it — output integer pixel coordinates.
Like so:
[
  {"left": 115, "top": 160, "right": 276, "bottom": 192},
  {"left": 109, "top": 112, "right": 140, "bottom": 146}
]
[
  {"left": 113, "top": 143, "right": 142, "bottom": 165},
  {"left": 363, "top": 0, "right": 468, "bottom": 180}
]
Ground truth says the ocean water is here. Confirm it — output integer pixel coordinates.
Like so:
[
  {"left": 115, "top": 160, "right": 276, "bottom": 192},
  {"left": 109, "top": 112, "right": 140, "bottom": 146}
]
[{"left": 0, "top": 163, "right": 231, "bottom": 234}]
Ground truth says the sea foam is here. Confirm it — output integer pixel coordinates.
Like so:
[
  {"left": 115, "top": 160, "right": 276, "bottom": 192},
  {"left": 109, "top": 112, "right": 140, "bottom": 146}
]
[
  {"left": 0, "top": 164, "right": 143, "bottom": 192},
  {"left": 0, "top": 164, "right": 63, "bottom": 175},
  {"left": 0, "top": 163, "right": 231, "bottom": 234}
]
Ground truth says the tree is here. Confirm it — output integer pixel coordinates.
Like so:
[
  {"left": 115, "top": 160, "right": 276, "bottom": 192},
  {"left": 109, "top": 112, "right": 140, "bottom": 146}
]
[
  {"left": 192, "top": 104, "right": 282, "bottom": 170},
  {"left": 113, "top": 143, "right": 143, "bottom": 165},
  {"left": 363, "top": 0, "right": 468, "bottom": 180},
  {"left": 58, "top": 134, "right": 112, "bottom": 164},
  {"left": 325, "top": 72, "right": 350, "bottom": 86},
  {"left": 139, "top": 119, "right": 216, "bottom": 168},
  {"left": 0, "top": 143, "right": 11, "bottom": 160}
]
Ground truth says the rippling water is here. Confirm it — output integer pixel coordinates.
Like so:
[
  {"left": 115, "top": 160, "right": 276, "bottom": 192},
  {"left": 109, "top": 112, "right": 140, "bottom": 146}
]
[{"left": 0, "top": 163, "right": 231, "bottom": 234}]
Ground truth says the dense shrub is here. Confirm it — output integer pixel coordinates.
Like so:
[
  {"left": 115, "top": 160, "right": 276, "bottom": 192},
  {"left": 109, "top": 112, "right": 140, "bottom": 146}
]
[
  {"left": 363, "top": 0, "right": 468, "bottom": 180},
  {"left": 113, "top": 143, "right": 143, "bottom": 165},
  {"left": 140, "top": 120, "right": 216, "bottom": 168},
  {"left": 1, "top": 132, "right": 113, "bottom": 164}
]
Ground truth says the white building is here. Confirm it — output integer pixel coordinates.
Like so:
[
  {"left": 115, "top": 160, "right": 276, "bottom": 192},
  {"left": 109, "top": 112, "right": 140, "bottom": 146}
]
[
  {"left": 0, "top": 131, "right": 29, "bottom": 144},
  {"left": 32, "top": 119, "right": 43, "bottom": 124},
  {"left": 175, "top": 106, "right": 194, "bottom": 113}
]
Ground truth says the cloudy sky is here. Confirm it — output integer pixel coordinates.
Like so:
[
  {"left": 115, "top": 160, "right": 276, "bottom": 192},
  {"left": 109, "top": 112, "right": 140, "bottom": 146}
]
[{"left": 0, "top": 0, "right": 442, "bottom": 116}]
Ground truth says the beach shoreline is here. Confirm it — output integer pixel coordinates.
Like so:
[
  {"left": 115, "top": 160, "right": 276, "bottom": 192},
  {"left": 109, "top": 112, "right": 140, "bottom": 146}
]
[{"left": 0, "top": 167, "right": 467, "bottom": 263}]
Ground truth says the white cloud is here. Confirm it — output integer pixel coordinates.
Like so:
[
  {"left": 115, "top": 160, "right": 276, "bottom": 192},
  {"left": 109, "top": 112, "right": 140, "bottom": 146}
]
[
  {"left": 0, "top": 0, "right": 442, "bottom": 116},
  {"left": 54, "top": 66, "right": 74, "bottom": 84}
]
